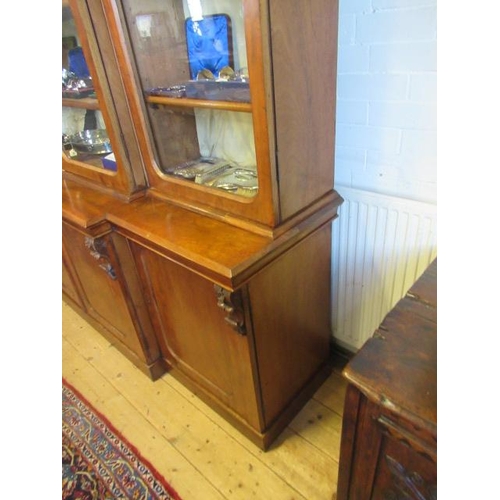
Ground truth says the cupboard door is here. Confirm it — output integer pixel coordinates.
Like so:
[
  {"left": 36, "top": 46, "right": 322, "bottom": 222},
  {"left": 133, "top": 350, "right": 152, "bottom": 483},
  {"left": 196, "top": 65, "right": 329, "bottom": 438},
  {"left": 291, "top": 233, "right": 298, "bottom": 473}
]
[
  {"left": 62, "top": 222, "right": 145, "bottom": 358},
  {"left": 131, "top": 242, "right": 262, "bottom": 429},
  {"left": 62, "top": 246, "right": 84, "bottom": 309}
]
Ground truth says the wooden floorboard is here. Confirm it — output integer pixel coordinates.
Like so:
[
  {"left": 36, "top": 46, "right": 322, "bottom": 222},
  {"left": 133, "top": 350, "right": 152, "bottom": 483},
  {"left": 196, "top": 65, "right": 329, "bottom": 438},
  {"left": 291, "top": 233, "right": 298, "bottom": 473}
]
[{"left": 62, "top": 301, "right": 347, "bottom": 500}]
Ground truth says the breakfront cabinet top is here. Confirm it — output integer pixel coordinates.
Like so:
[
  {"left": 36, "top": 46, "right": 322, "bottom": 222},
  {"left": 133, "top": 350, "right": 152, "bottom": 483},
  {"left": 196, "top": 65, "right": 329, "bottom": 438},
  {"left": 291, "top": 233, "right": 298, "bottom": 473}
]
[
  {"left": 63, "top": 179, "right": 332, "bottom": 288},
  {"left": 64, "top": 0, "right": 340, "bottom": 231},
  {"left": 343, "top": 259, "right": 437, "bottom": 435},
  {"left": 112, "top": 197, "right": 337, "bottom": 287},
  {"left": 62, "top": 179, "right": 130, "bottom": 228}
]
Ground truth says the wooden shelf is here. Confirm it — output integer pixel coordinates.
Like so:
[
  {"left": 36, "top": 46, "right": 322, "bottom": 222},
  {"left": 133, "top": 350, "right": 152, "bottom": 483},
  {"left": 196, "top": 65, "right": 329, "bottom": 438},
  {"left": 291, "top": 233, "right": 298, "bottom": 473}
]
[
  {"left": 62, "top": 97, "right": 100, "bottom": 110},
  {"left": 145, "top": 95, "right": 252, "bottom": 113}
]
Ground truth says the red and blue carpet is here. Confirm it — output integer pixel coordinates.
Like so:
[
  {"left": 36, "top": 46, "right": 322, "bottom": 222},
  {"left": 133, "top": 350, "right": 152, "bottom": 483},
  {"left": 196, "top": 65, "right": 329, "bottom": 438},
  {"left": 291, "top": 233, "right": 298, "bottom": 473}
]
[{"left": 62, "top": 379, "right": 181, "bottom": 499}]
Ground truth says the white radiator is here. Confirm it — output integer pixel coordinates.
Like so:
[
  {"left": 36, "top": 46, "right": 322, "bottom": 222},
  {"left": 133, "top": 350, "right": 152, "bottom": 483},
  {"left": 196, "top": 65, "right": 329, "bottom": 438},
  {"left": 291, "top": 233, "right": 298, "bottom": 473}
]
[{"left": 331, "top": 187, "right": 437, "bottom": 351}]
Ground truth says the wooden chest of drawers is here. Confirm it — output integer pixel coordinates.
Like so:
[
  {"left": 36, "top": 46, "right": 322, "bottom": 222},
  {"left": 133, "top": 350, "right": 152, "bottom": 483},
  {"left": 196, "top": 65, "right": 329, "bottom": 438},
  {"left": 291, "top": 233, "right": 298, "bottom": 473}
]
[{"left": 336, "top": 259, "right": 437, "bottom": 500}]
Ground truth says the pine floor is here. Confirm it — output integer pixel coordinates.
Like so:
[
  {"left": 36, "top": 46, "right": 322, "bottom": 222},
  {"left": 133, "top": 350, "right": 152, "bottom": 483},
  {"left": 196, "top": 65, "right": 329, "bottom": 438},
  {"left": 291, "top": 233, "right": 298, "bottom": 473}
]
[{"left": 62, "top": 300, "right": 349, "bottom": 500}]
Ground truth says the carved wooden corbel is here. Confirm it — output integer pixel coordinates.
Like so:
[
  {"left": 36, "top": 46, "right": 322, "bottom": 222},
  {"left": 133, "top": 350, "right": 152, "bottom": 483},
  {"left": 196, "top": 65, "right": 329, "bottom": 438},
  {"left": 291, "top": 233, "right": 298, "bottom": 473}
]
[
  {"left": 214, "top": 285, "right": 246, "bottom": 335},
  {"left": 84, "top": 236, "right": 117, "bottom": 280}
]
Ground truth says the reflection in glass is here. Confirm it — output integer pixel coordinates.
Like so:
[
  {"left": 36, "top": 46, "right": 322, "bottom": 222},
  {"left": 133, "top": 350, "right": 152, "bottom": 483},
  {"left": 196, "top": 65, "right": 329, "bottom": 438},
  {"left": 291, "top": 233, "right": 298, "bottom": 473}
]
[
  {"left": 121, "top": 0, "right": 258, "bottom": 197},
  {"left": 62, "top": 3, "right": 115, "bottom": 171}
]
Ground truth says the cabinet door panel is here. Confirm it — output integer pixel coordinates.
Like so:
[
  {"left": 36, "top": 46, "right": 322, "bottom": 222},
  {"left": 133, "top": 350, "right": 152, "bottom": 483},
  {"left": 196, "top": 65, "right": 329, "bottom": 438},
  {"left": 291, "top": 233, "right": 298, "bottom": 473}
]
[
  {"left": 62, "top": 222, "right": 144, "bottom": 357},
  {"left": 62, "top": 248, "right": 84, "bottom": 309},
  {"left": 131, "top": 243, "right": 261, "bottom": 429}
]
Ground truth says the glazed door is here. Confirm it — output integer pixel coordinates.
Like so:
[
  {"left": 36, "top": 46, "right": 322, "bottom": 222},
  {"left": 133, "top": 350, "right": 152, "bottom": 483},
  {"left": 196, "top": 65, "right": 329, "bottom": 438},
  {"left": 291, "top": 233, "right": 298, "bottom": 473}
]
[
  {"left": 130, "top": 241, "right": 262, "bottom": 429},
  {"left": 102, "top": 0, "right": 277, "bottom": 226},
  {"left": 62, "top": 0, "right": 146, "bottom": 195}
]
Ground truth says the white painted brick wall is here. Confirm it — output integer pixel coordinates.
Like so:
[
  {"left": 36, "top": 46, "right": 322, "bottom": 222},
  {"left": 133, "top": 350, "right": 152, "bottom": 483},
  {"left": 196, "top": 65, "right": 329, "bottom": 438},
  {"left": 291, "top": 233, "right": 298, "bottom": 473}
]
[
  {"left": 335, "top": 0, "right": 437, "bottom": 204},
  {"left": 331, "top": 0, "right": 437, "bottom": 351}
]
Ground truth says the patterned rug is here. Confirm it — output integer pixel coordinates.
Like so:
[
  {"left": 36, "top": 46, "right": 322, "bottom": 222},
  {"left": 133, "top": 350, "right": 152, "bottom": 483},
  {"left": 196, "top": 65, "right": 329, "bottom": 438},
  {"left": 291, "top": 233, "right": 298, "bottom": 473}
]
[{"left": 62, "top": 379, "right": 182, "bottom": 499}]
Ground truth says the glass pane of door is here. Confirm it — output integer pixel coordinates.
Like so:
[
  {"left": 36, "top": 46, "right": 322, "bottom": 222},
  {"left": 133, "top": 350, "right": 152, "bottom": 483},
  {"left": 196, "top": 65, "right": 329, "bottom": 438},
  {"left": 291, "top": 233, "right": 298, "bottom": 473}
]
[
  {"left": 62, "top": 2, "right": 116, "bottom": 172},
  {"left": 120, "top": 0, "right": 258, "bottom": 197}
]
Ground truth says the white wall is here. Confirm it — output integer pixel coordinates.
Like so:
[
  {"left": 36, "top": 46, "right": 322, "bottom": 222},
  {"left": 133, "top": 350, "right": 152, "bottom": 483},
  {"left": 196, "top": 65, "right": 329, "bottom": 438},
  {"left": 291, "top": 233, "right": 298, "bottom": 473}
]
[
  {"left": 331, "top": 0, "right": 437, "bottom": 350},
  {"left": 335, "top": 0, "right": 436, "bottom": 203}
]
